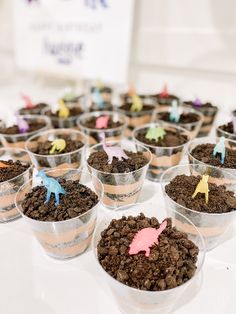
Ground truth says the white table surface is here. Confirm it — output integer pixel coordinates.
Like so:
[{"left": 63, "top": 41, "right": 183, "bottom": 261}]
[{"left": 0, "top": 75, "right": 236, "bottom": 314}]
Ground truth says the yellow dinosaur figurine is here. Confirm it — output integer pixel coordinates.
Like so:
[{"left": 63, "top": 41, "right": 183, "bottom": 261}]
[
  {"left": 192, "top": 174, "right": 209, "bottom": 204},
  {"left": 128, "top": 87, "right": 143, "bottom": 112},
  {"left": 50, "top": 139, "right": 66, "bottom": 154},
  {"left": 58, "top": 99, "right": 70, "bottom": 118}
]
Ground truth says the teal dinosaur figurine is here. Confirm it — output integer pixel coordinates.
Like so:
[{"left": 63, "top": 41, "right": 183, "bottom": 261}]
[
  {"left": 36, "top": 170, "right": 66, "bottom": 206},
  {"left": 213, "top": 136, "right": 226, "bottom": 164},
  {"left": 92, "top": 88, "right": 104, "bottom": 108},
  {"left": 169, "top": 100, "right": 180, "bottom": 123},
  {"left": 145, "top": 127, "right": 166, "bottom": 141}
]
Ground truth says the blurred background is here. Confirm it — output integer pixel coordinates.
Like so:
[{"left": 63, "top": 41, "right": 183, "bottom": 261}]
[{"left": 0, "top": 0, "right": 236, "bottom": 117}]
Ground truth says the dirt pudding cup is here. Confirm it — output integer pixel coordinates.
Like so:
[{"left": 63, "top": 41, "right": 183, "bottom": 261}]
[
  {"left": 153, "top": 106, "right": 204, "bottom": 139},
  {"left": 161, "top": 164, "right": 236, "bottom": 251},
  {"left": 187, "top": 136, "right": 236, "bottom": 187},
  {"left": 0, "top": 147, "right": 32, "bottom": 222},
  {"left": 15, "top": 169, "right": 103, "bottom": 259},
  {"left": 77, "top": 111, "right": 127, "bottom": 146},
  {"left": 93, "top": 202, "right": 205, "bottom": 314},
  {"left": 133, "top": 123, "right": 190, "bottom": 182},
  {"left": 0, "top": 115, "right": 51, "bottom": 149},
  {"left": 25, "top": 128, "right": 87, "bottom": 171},
  {"left": 87, "top": 139, "right": 151, "bottom": 209}
]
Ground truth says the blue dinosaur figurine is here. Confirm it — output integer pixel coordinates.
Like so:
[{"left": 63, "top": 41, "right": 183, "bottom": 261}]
[
  {"left": 169, "top": 100, "right": 180, "bottom": 123},
  {"left": 36, "top": 170, "right": 66, "bottom": 206},
  {"left": 92, "top": 88, "right": 105, "bottom": 109},
  {"left": 213, "top": 136, "right": 226, "bottom": 164}
]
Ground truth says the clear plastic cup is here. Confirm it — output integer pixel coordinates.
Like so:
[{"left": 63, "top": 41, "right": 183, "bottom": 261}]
[
  {"left": 92, "top": 202, "right": 205, "bottom": 314},
  {"left": 187, "top": 137, "right": 236, "bottom": 186},
  {"left": 15, "top": 169, "right": 103, "bottom": 259},
  {"left": 160, "top": 164, "right": 236, "bottom": 251},
  {"left": 116, "top": 103, "right": 155, "bottom": 138},
  {"left": 87, "top": 140, "right": 152, "bottom": 209},
  {"left": 133, "top": 123, "right": 191, "bottom": 182},
  {"left": 184, "top": 102, "right": 218, "bottom": 137},
  {"left": 0, "top": 115, "right": 51, "bottom": 149},
  {"left": 216, "top": 123, "right": 236, "bottom": 142},
  {"left": 42, "top": 104, "right": 85, "bottom": 129},
  {"left": 25, "top": 128, "right": 87, "bottom": 171},
  {"left": 153, "top": 106, "right": 204, "bottom": 139},
  {"left": 77, "top": 111, "right": 127, "bottom": 146},
  {"left": 0, "top": 147, "right": 33, "bottom": 223},
  {"left": 19, "top": 103, "right": 50, "bottom": 115},
  {"left": 120, "top": 93, "right": 157, "bottom": 107},
  {"left": 90, "top": 86, "right": 113, "bottom": 104}
]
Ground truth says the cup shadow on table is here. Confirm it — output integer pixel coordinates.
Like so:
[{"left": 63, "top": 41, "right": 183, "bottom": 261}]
[
  {"left": 172, "top": 271, "right": 204, "bottom": 313},
  {"left": 137, "top": 183, "right": 157, "bottom": 203}
]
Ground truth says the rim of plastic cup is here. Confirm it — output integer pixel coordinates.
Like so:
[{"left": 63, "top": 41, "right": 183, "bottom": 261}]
[
  {"left": 153, "top": 106, "right": 204, "bottom": 129},
  {"left": 0, "top": 147, "right": 33, "bottom": 187},
  {"left": 92, "top": 202, "right": 206, "bottom": 295},
  {"left": 116, "top": 103, "right": 155, "bottom": 116},
  {"left": 77, "top": 110, "right": 128, "bottom": 133},
  {"left": 160, "top": 163, "right": 236, "bottom": 217},
  {"left": 132, "top": 122, "right": 191, "bottom": 150},
  {"left": 87, "top": 140, "right": 152, "bottom": 176},
  {"left": 187, "top": 136, "right": 236, "bottom": 173},
  {"left": 216, "top": 124, "right": 236, "bottom": 139},
  {"left": 0, "top": 115, "right": 51, "bottom": 139},
  {"left": 42, "top": 105, "right": 84, "bottom": 122},
  {"left": 25, "top": 128, "right": 87, "bottom": 158},
  {"left": 182, "top": 101, "right": 218, "bottom": 113},
  {"left": 15, "top": 168, "right": 104, "bottom": 225}
]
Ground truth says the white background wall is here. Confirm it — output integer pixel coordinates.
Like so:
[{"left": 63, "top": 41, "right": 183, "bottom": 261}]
[{"left": 0, "top": 0, "right": 236, "bottom": 117}]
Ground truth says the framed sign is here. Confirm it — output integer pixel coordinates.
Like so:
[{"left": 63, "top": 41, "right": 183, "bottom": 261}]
[{"left": 13, "top": 0, "right": 134, "bottom": 84}]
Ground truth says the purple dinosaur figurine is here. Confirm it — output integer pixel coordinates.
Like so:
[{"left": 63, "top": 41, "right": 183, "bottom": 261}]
[
  {"left": 129, "top": 220, "right": 167, "bottom": 257},
  {"left": 15, "top": 113, "right": 29, "bottom": 133},
  {"left": 193, "top": 97, "right": 202, "bottom": 107},
  {"left": 232, "top": 116, "right": 236, "bottom": 134},
  {"left": 99, "top": 133, "right": 129, "bottom": 164}
]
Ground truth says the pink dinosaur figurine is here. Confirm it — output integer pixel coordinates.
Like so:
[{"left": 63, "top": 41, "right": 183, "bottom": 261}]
[
  {"left": 160, "top": 84, "right": 169, "bottom": 98},
  {"left": 96, "top": 115, "right": 109, "bottom": 129},
  {"left": 99, "top": 133, "right": 129, "bottom": 164},
  {"left": 21, "top": 93, "right": 35, "bottom": 109},
  {"left": 232, "top": 116, "right": 236, "bottom": 134},
  {"left": 129, "top": 220, "right": 167, "bottom": 257},
  {"left": 16, "top": 113, "right": 29, "bottom": 133}
]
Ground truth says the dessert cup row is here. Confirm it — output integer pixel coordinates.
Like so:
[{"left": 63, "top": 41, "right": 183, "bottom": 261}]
[{"left": 0, "top": 100, "right": 217, "bottom": 151}]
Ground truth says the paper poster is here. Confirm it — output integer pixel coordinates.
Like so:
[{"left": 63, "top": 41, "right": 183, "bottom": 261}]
[{"left": 13, "top": 0, "right": 134, "bottom": 84}]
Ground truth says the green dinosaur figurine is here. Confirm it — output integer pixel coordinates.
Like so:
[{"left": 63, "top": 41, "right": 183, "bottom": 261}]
[{"left": 145, "top": 127, "right": 166, "bottom": 141}]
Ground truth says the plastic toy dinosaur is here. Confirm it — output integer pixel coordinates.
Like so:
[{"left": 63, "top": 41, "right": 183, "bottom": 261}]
[
  {"left": 16, "top": 113, "right": 29, "bottom": 133},
  {"left": 213, "top": 136, "right": 226, "bottom": 164},
  {"left": 0, "top": 162, "right": 9, "bottom": 168},
  {"left": 50, "top": 139, "right": 66, "bottom": 155},
  {"left": 96, "top": 115, "right": 109, "bottom": 129},
  {"left": 192, "top": 174, "right": 209, "bottom": 204},
  {"left": 128, "top": 86, "right": 143, "bottom": 112},
  {"left": 36, "top": 170, "right": 66, "bottom": 206},
  {"left": 232, "top": 116, "right": 236, "bottom": 134},
  {"left": 145, "top": 127, "right": 166, "bottom": 141},
  {"left": 193, "top": 97, "right": 202, "bottom": 107},
  {"left": 58, "top": 100, "right": 70, "bottom": 118},
  {"left": 92, "top": 88, "right": 105, "bottom": 109},
  {"left": 169, "top": 100, "right": 180, "bottom": 123},
  {"left": 129, "top": 220, "right": 167, "bottom": 257},
  {"left": 21, "top": 93, "right": 35, "bottom": 109},
  {"left": 160, "top": 84, "right": 169, "bottom": 98},
  {"left": 63, "top": 87, "right": 76, "bottom": 102},
  {"left": 100, "top": 133, "right": 129, "bottom": 164}
]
